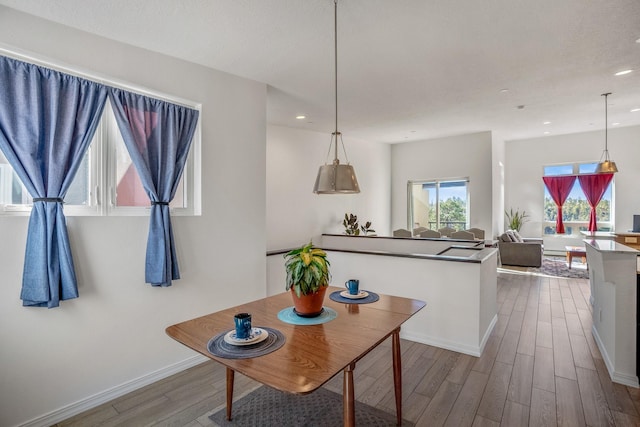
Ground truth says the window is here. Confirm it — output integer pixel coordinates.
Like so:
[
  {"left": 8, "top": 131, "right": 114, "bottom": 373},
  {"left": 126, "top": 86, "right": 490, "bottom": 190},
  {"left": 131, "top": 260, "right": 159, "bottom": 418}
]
[
  {"left": 408, "top": 178, "right": 469, "bottom": 231},
  {"left": 0, "top": 81, "right": 200, "bottom": 216},
  {"left": 543, "top": 162, "right": 613, "bottom": 235}
]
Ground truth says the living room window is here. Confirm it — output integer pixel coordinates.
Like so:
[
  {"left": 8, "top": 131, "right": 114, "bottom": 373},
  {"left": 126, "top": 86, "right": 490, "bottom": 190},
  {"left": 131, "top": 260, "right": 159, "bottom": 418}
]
[
  {"left": 0, "top": 58, "right": 200, "bottom": 217},
  {"left": 542, "top": 162, "right": 613, "bottom": 235},
  {"left": 408, "top": 178, "right": 469, "bottom": 231}
]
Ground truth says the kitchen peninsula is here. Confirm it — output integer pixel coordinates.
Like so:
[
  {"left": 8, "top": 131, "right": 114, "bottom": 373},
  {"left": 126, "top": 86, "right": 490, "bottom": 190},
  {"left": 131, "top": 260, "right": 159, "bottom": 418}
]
[
  {"left": 267, "top": 234, "right": 498, "bottom": 357},
  {"left": 585, "top": 239, "right": 639, "bottom": 387}
]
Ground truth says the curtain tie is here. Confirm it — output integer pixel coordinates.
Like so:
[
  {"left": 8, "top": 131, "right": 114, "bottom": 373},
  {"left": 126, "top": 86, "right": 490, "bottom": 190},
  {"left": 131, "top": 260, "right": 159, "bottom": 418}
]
[
  {"left": 33, "top": 197, "right": 64, "bottom": 203},
  {"left": 151, "top": 201, "right": 169, "bottom": 206}
]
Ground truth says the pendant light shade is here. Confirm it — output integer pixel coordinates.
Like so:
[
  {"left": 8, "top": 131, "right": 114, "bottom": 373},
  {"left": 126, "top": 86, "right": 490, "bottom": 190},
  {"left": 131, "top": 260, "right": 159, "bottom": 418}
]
[
  {"left": 313, "top": 0, "right": 360, "bottom": 194},
  {"left": 595, "top": 92, "right": 618, "bottom": 173},
  {"left": 314, "top": 132, "right": 360, "bottom": 193}
]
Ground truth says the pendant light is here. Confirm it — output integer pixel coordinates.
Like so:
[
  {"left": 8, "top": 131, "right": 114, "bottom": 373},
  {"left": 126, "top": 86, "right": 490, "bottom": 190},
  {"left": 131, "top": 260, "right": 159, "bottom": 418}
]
[
  {"left": 595, "top": 92, "right": 619, "bottom": 173},
  {"left": 313, "top": 0, "right": 360, "bottom": 194}
]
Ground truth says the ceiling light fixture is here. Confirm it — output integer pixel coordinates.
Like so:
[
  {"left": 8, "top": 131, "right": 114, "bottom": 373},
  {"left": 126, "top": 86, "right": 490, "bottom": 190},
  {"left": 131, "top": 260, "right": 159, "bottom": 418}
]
[
  {"left": 631, "top": 108, "right": 640, "bottom": 112},
  {"left": 543, "top": 121, "right": 551, "bottom": 125},
  {"left": 313, "top": 0, "right": 360, "bottom": 194},
  {"left": 595, "top": 93, "right": 618, "bottom": 173},
  {"left": 296, "top": 115, "right": 307, "bottom": 120},
  {"left": 614, "top": 69, "right": 633, "bottom": 76}
]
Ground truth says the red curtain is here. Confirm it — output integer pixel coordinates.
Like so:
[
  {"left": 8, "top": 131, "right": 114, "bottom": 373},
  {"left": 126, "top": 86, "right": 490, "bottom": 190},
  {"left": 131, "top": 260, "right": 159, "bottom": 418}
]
[
  {"left": 578, "top": 173, "right": 614, "bottom": 231},
  {"left": 543, "top": 176, "right": 577, "bottom": 233}
]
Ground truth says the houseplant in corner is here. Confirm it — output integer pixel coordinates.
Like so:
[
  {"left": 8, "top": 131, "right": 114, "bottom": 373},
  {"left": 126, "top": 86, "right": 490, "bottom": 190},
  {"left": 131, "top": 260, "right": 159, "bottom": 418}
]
[
  {"left": 505, "top": 208, "right": 529, "bottom": 232},
  {"left": 284, "top": 241, "right": 331, "bottom": 317}
]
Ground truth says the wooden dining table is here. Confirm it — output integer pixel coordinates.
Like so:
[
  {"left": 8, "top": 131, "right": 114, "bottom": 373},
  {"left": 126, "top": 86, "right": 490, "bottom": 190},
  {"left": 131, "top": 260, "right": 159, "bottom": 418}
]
[{"left": 165, "top": 286, "right": 426, "bottom": 426}]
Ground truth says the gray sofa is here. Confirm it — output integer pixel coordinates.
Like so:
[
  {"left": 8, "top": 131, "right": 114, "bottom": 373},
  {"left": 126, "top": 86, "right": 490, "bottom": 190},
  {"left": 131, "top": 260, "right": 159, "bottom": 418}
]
[{"left": 497, "top": 231, "right": 543, "bottom": 267}]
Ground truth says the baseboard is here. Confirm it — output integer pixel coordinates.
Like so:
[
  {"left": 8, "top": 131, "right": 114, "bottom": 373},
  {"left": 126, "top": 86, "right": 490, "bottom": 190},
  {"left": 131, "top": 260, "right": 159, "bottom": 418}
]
[
  {"left": 402, "top": 331, "right": 482, "bottom": 357},
  {"left": 18, "top": 354, "right": 209, "bottom": 427},
  {"left": 592, "top": 325, "right": 639, "bottom": 388},
  {"left": 479, "top": 314, "right": 498, "bottom": 354},
  {"left": 401, "top": 314, "right": 497, "bottom": 357}
]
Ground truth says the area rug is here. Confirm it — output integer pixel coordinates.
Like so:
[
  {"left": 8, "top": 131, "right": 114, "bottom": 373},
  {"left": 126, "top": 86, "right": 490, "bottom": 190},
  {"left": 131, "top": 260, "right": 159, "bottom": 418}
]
[
  {"left": 209, "top": 385, "right": 414, "bottom": 426},
  {"left": 500, "top": 256, "right": 589, "bottom": 279}
]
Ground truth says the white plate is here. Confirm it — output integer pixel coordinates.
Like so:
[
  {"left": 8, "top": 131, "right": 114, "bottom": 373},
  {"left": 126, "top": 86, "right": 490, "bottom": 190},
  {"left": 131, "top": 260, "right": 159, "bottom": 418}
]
[
  {"left": 340, "top": 290, "right": 369, "bottom": 300},
  {"left": 224, "top": 327, "right": 269, "bottom": 346}
]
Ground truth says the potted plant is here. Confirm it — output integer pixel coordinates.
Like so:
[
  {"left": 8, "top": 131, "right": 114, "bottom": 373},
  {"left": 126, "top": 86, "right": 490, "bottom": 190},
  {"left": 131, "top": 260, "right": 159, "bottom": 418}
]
[
  {"left": 360, "top": 220, "right": 375, "bottom": 236},
  {"left": 505, "top": 208, "right": 529, "bottom": 232},
  {"left": 284, "top": 242, "right": 331, "bottom": 317},
  {"left": 343, "top": 213, "right": 360, "bottom": 235}
]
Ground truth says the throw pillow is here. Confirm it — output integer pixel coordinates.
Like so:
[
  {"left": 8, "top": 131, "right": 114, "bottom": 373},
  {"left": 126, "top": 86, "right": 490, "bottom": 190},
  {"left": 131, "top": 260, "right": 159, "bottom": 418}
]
[
  {"left": 505, "top": 230, "right": 517, "bottom": 242},
  {"left": 512, "top": 230, "right": 525, "bottom": 242}
]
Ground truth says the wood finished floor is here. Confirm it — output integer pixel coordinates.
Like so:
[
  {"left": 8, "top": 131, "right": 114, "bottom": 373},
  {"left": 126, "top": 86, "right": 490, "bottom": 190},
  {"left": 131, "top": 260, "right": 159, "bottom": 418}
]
[{"left": 55, "top": 270, "right": 640, "bottom": 427}]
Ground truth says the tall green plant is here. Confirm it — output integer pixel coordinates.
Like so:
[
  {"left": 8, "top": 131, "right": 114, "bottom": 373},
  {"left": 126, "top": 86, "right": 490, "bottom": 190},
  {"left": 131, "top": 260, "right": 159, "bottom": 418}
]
[
  {"left": 284, "top": 242, "right": 330, "bottom": 297},
  {"left": 505, "top": 208, "right": 529, "bottom": 232}
]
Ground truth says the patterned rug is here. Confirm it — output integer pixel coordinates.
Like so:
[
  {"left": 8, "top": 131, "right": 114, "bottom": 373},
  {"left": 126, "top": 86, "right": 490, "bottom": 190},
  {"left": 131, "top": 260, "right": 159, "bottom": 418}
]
[
  {"left": 500, "top": 256, "right": 589, "bottom": 279},
  {"left": 209, "top": 385, "right": 414, "bottom": 426}
]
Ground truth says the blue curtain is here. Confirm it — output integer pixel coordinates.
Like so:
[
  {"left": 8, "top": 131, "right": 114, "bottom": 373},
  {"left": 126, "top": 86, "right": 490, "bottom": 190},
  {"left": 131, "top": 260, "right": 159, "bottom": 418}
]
[
  {"left": 108, "top": 89, "right": 199, "bottom": 286},
  {"left": 0, "top": 56, "right": 107, "bottom": 307}
]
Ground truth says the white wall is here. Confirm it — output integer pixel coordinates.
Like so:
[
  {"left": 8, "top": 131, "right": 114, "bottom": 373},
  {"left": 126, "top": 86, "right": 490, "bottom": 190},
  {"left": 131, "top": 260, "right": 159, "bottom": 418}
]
[
  {"left": 266, "top": 125, "right": 390, "bottom": 250},
  {"left": 505, "top": 125, "right": 640, "bottom": 251},
  {"left": 492, "top": 136, "right": 506, "bottom": 235},
  {"left": 0, "top": 7, "right": 266, "bottom": 427},
  {"left": 390, "top": 131, "right": 495, "bottom": 237}
]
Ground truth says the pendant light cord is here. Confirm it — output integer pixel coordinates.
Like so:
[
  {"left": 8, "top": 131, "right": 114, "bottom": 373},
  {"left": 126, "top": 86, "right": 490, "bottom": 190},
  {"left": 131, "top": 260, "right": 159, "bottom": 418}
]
[
  {"left": 602, "top": 92, "right": 611, "bottom": 159},
  {"left": 323, "top": 0, "right": 351, "bottom": 166},
  {"left": 334, "top": 0, "right": 338, "bottom": 137}
]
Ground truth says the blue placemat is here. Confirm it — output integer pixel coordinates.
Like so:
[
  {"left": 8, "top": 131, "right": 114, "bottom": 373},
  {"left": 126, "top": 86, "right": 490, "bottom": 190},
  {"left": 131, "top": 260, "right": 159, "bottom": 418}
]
[
  {"left": 329, "top": 290, "right": 380, "bottom": 304},
  {"left": 277, "top": 306, "right": 337, "bottom": 325},
  {"left": 207, "top": 327, "right": 285, "bottom": 359}
]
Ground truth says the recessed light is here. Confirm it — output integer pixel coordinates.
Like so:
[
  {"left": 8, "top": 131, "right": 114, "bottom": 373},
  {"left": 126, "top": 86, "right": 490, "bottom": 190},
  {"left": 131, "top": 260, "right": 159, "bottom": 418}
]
[
  {"left": 410, "top": 130, "right": 416, "bottom": 133},
  {"left": 631, "top": 108, "right": 640, "bottom": 112},
  {"left": 295, "top": 115, "right": 306, "bottom": 120},
  {"left": 500, "top": 89, "right": 509, "bottom": 93},
  {"left": 517, "top": 105, "right": 525, "bottom": 109},
  {"left": 543, "top": 121, "right": 551, "bottom": 125},
  {"left": 636, "top": 38, "right": 640, "bottom": 43},
  {"left": 615, "top": 69, "right": 633, "bottom": 76},
  {"left": 612, "top": 122, "right": 620, "bottom": 126},
  {"left": 544, "top": 131, "right": 550, "bottom": 135}
]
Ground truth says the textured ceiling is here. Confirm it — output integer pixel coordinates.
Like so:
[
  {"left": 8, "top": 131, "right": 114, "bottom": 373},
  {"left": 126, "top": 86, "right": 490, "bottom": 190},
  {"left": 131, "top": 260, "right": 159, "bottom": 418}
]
[{"left": 1, "top": 0, "right": 639, "bottom": 143}]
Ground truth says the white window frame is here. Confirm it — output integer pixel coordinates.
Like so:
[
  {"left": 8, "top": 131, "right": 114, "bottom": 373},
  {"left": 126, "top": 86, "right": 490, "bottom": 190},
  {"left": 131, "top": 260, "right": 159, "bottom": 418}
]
[
  {"left": 0, "top": 45, "right": 201, "bottom": 217},
  {"left": 407, "top": 177, "right": 470, "bottom": 231},
  {"left": 542, "top": 162, "right": 615, "bottom": 236}
]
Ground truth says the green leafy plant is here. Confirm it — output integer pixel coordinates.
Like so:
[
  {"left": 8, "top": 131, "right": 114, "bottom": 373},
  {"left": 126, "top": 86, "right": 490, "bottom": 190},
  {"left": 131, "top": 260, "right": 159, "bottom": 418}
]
[
  {"left": 284, "top": 242, "right": 330, "bottom": 297},
  {"left": 343, "top": 213, "right": 360, "bottom": 235},
  {"left": 505, "top": 208, "right": 529, "bottom": 232},
  {"left": 360, "top": 221, "right": 375, "bottom": 236}
]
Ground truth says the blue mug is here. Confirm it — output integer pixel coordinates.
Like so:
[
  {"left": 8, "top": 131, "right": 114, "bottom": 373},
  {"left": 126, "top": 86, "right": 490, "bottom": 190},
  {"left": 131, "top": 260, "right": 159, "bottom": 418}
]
[
  {"left": 345, "top": 279, "right": 360, "bottom": 295},
  {"left": 234, "top": 313, "right": 252, "bottom": 339}
]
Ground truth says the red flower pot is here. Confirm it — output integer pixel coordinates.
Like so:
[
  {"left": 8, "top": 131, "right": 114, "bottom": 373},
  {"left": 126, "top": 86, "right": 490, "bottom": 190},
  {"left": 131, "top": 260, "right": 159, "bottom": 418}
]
[{"left": 290, "top": 286, "right": 327, "bottom": 317}]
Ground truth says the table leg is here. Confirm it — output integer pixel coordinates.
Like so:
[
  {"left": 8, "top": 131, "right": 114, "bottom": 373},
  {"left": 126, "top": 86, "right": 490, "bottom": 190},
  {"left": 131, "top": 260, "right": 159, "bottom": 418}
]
[
  {"left": 567, "top": 251, "right": 573, "bottom": 269},
  {"left": 392, "top": 328, "right": 402, "bottom": 426},
  {"left": 343, "top": 362, "right": 356, "bottom": 427},
  {"left": 226, "top": 367, "right": 235, "bottom": 421}
]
